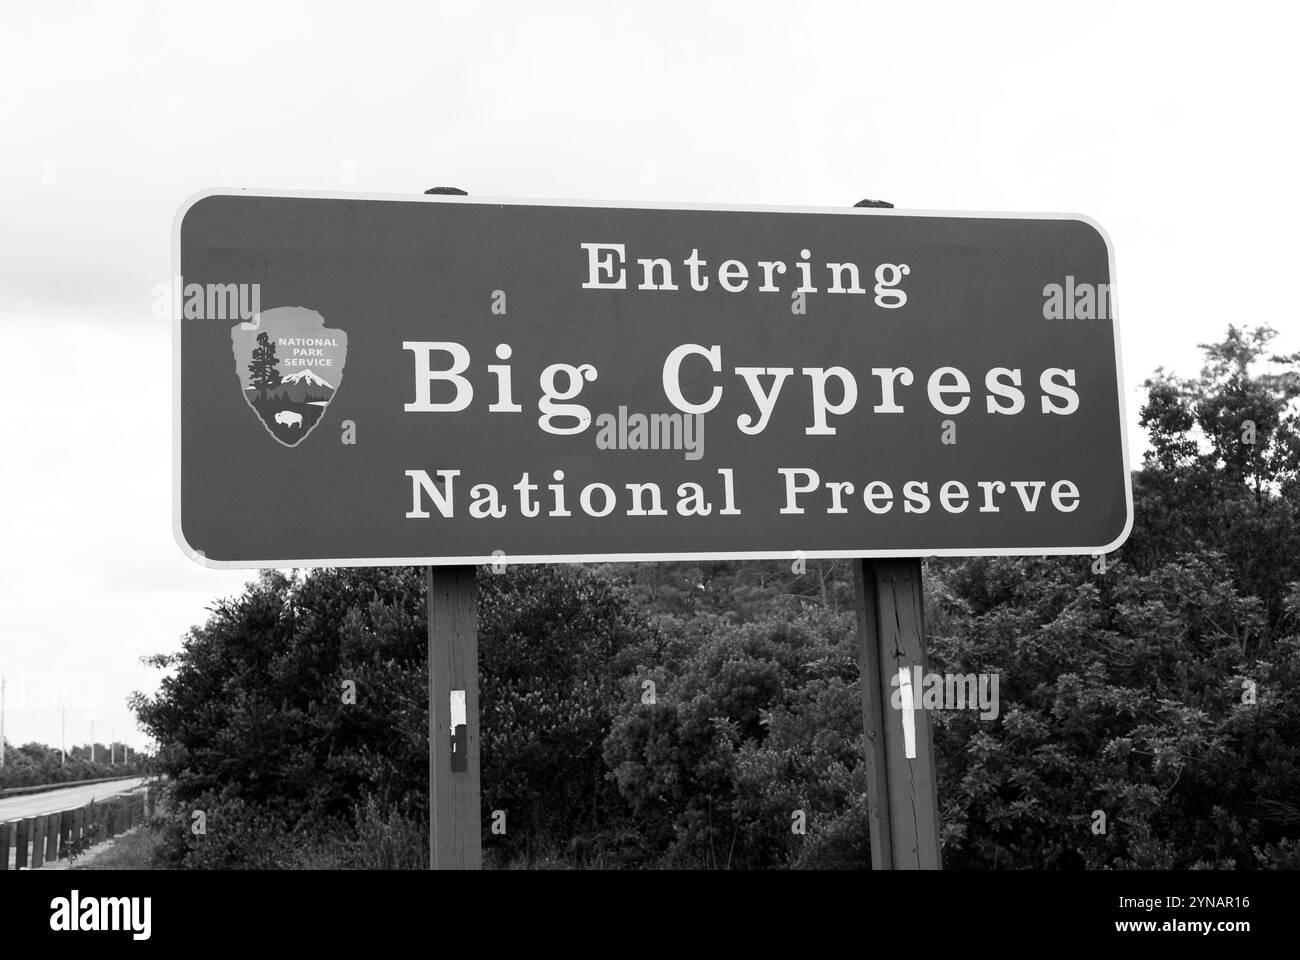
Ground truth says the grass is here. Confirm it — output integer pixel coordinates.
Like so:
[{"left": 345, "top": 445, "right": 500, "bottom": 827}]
[{"left": 69, "top": 827, "right": 161, "bottom": 870}]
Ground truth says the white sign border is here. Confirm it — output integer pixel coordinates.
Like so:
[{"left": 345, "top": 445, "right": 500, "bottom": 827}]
[{"left": 172, "top": 188, "right": 1133, "bottom": 569}]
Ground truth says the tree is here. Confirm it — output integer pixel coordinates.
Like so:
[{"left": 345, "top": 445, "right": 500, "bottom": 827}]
[
  {"left": 603, "top": 605, "right": 865, "bottom": 868},
  {"left": 1135, "top": 325, "right": 1300, "bottom": 642},
  {"left": 131, "top": 564, "right": 658, "bottom": 868},
  {"left": 131, "top": 325, "right": 1300, "bottom": 869},
  {"left": 478, "top": 566, "right": 657, "bottom": 865},
  {"left": 248, "top": 332, "right": 282, "bottom": 403},
  {"left": 923, "top": 326, "right": 1300, "bottom": 868},
  {"left": 0, "top": 738, "right": 148, "bottom": 790}
]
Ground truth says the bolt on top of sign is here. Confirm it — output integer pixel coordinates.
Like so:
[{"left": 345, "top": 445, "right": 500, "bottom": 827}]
[{"left": 174, "top": 191, "right": 1131, "bottom": 567}]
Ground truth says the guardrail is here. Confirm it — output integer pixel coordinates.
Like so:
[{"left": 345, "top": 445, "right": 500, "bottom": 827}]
[
  {"left": 0, "top": 788, "right": 154, "bottom": 870},
  {"left": 0, "top": 775, "right": 147, "bottom": 799}
]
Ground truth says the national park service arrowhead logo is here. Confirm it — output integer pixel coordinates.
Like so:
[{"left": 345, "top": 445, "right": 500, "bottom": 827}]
[{"left": 231, "top": 306, "right": 348, "bottom": 447}]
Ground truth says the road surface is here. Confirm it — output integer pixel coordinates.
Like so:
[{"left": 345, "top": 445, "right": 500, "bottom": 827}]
[{"left": 0, "top": 777, "right": 148, "bottom": 822}]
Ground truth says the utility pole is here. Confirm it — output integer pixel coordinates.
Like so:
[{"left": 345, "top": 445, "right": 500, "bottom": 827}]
[
  {"left": 1, "top": 675, "right": 6, "bottom": 769},
  {"left": 61, "top": 706, "right": 66, "bottom": 764}
]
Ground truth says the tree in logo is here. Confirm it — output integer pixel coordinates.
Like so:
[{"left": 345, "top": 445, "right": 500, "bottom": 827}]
[{"left": 248, "top": 332, "right": 282, "bottom": 404}]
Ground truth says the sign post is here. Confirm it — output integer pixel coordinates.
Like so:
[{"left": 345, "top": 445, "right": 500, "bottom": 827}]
[
  {"left": 845, "top": 200, "right": 941, "bottom": 869},
  {"left": 420, "top": 187, "right": 483, "bottom": 871},
  {"left": 855, "top": 557, "right": 942, "bottom": 868},
  {"left": 427, "top": 565, "right": 482, "bottom": 870}
]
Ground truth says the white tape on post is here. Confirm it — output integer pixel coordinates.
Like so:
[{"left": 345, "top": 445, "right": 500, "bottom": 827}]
[{"left": 897, "top": 667, "right": 917, "bottom": 759}]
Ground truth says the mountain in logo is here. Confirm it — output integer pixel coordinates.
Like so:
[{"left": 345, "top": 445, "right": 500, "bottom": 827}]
[
  {"left": 230, "top": 306, "right": 348, "bottom": 447},
  {"left": 282, "top": 368, "right": 333, "bottom": 387},
  {"left": 245, "top": 366, "right": 337, "bottom": 405}
]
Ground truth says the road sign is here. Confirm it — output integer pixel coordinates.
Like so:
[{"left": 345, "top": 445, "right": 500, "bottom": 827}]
[{"left": 174, "top": 191, "right": 1130, "bottom": 567}]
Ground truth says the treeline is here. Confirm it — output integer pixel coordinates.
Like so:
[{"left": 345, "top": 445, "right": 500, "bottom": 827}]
[
  {"left": 0, "top": 741, "right": 149, "bottom": 790},
  {"left": 132, "top": 326, "right": 1300, "bottom": 868}
]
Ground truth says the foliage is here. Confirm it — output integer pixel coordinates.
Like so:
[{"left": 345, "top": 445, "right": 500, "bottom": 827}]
[
  {"left": 132, "top": 565, "right": 657, "bottom": 868},
  {"left": 602, "top": 606, "right": 865, "bottom": 868},
  {"left": 134, "top": 325, "right": 1300, "bottom": 869},
  {"left": 478, "top": 565, "right": 656, "bottom": 865},
  {"left": 0, "top": 742, "right": 147, "bottom": 790}
]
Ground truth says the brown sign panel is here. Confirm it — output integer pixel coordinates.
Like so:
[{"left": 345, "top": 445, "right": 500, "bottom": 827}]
[{"left": 174, "top": 191, "right": 1130, "bottom": 567}]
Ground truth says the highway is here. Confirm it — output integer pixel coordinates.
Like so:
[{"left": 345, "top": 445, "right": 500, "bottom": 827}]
[{"left": 0, "top": 777, "right": 149, "bottom": 822}]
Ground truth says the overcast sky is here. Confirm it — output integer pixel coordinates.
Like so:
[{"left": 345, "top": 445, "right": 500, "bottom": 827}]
[{"left": 2, "top": 0, "right": 1298, "bottom": 751}]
